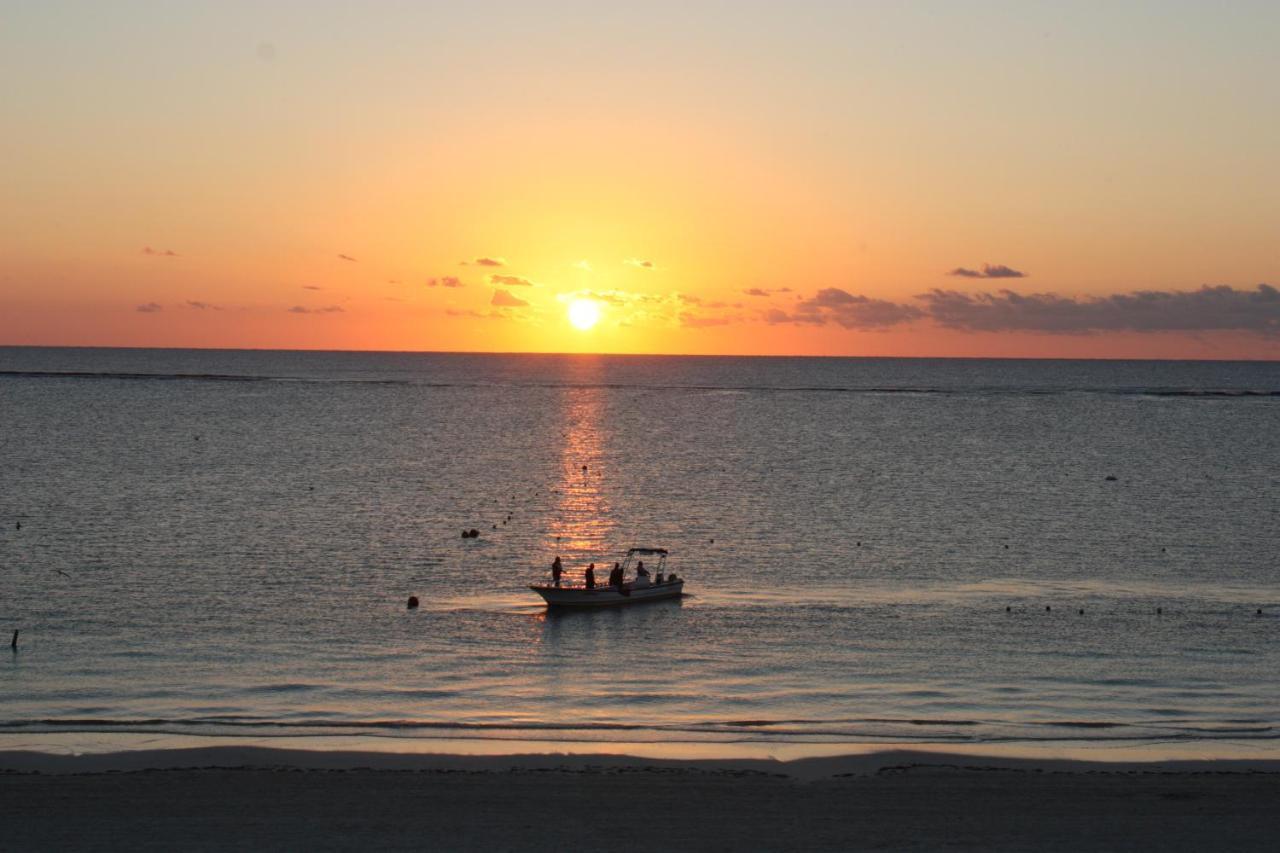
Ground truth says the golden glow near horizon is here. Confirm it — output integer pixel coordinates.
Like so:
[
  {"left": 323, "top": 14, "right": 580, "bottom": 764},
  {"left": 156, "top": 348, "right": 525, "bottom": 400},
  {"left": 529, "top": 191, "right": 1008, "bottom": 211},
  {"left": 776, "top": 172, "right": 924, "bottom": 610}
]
[
  {"left": 567, "top": 299, "right": 602, "bottom": 332},
  {"left": 1, "top": 3, "right": 1278, "bottom": 358}
]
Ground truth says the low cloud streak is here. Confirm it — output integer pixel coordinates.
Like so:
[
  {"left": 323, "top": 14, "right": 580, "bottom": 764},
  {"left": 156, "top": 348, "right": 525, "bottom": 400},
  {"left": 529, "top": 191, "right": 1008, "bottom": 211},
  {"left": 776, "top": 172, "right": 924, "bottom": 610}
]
[
  {"left": 760, "top": 283, "right": 1279, "bottom": 335},
  {"left": 288, "top": 305, "right": 345, "bottom": 314},
  {"left": 948, "top": 263, "right": 1026, "bottom": 279}
]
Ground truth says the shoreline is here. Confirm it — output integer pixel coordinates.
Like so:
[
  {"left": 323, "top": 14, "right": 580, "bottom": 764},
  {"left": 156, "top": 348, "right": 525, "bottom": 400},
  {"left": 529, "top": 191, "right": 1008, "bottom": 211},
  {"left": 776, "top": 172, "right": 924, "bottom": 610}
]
[
  {"left": 7, "top": 740, "right": 1280, "bottom": 779},
  {"left": 6, "top": 745, "right": 1280, "bottom": 851}
]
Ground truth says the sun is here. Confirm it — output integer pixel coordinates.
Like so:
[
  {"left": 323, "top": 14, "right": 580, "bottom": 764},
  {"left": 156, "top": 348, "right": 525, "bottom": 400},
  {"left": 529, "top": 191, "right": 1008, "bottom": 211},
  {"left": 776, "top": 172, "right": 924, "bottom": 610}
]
[{"left": 567, "top": 299, "right": 602, "bottom": 331}]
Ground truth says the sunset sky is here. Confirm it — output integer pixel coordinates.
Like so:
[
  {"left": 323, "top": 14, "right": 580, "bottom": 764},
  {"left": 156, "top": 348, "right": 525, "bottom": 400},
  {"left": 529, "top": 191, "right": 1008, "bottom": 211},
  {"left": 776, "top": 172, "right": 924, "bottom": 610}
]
[{"left": 3, "top": 1, "right": 1278, "bottom": 357}]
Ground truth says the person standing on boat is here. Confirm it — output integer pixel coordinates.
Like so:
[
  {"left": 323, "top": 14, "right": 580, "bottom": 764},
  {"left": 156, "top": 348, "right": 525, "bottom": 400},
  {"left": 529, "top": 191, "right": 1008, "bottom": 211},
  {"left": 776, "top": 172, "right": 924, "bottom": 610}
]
[
  {"left": 608, "top": 562, "right": 622, "bottom": 588},
  {"left": 551, "top": 556, "right": 563, "bottom": 587},
  {"left": 584, "top": 563, "right": 596, "bottom": 589}
]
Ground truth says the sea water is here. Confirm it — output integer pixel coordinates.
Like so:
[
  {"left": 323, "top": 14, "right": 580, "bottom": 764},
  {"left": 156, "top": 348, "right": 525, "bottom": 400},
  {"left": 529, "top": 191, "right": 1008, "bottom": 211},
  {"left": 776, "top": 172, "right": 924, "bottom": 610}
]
[{"left": 2, "top": 348, "right": 1278, "bottom": 754}]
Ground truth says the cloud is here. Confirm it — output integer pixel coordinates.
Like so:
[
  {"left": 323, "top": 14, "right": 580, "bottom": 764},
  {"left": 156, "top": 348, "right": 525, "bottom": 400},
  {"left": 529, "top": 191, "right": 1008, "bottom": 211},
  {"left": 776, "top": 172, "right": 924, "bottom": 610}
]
[
  {"left": 184, "top": 300, "right": 220, "bottom": 310},
  {"left": 445, "top": 308, "right": 488, "bottom": 318},
  {"left": 141, "top": 247, "right": 178, "bottom": 257},
  {"left": 763, "top": 307, "right": 824, "bottom": 325},
  {"left": 466, "top": 257, "right": 505, "bottom": 267},
  {"left": 679, "top": 312, "right": 732, "bottom": 328},
  {"left": 743, "top": 287, "right": 793, "bottom": 297},
  {"left": 782, "top": 288, "right": 926, "bottom": 329},
  {"left": 302, "top": 285, "right": 323, "bottom": 291},
  {"left": 427, "top": 276, "right": 463, "bottom": 288},
  {"left": 136, "top": 302, "right": 163, "bottom": 313},
  {"left": 919, "top": 284, "right": 1280, "bottom": 334},
  {"left": 751, "top": 282, "right": 1280, "bottom": 336},
  {"left": 491, "top": 289, "right": 529, "bottom": 307},
  {"left": 288, "top": 305, "right": 345, "bottom": 314},
  {"left": 625, "top": 258, "right": 655, "bottom": 270},
  {"left": 490, "top": 274, "right": 534, "bottom": 287},
  {"left": 947, "top": 263, "right": 1026, "bottom": 279},
  {"left": 337, "top": 254, "right": 357, "bottom": 262}
]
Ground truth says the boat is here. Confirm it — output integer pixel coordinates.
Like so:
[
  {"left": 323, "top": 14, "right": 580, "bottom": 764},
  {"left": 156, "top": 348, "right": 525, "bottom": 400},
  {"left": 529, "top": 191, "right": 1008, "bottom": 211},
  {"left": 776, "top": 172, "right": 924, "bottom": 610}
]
[{"left": 530, "top": 547, "right": 684, "bottom": 608}]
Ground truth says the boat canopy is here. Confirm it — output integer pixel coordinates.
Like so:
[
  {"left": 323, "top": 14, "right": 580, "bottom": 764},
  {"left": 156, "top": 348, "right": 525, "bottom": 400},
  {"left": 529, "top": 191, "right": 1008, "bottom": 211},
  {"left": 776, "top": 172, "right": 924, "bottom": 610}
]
[{"left": 626, "top": 547, "right": 668, "bottom": 556}]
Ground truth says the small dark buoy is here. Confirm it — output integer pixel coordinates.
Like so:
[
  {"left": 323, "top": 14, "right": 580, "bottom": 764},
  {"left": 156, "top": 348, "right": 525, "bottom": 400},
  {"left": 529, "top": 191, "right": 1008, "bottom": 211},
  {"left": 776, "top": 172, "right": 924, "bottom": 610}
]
[
  {"left": 1004, "top": 544, "right": 1009, "bottom": 549},
  {"left": 1046, "top": 605, "right": 1052, "bottom": 612},
  {"left": 1161, "top": 547, "right": 1165, "bottom": 552},
  {"left": 582, "top": 464, "right": 588, "bottom": 472},
  {"left": 491, "top": 524, "right": 497, "bottom": 530},
  {"left": 15, "top": 521, "right": 20, "bottom": 530},
  {"left": 1104, "top": 475, "right": 1117, "bottom": 481},
  {"left": 1157, "top": 607, "right": 1163, "bottom": 615},
  {"left": 407, "top": 596, "right": 419, "bottom": 609},
  {"left": 308, "top": 486, "right": 314, "bottom": 491},
  {"left": 856, "top": 541, "right": 861, "bottom": 547},
  {"left": 461, "top": 530, "right": 468, "bottom": 539},
  {"left": 1005, "top": 606, "right": 1011, "bottom": 612},
  {"left": 194, "top": 435, "right": 200, "bottom": 441},
  {"left": 1078, "top": 608, "right": 1084, "bottom": 615},
  {"left": 1258, "top": 609, "right": 1264, "bottom": 616},
  {"left": 710, "top": 538, "right": 715, "bottom": 544},
  {"left": 469, "top": 528, "right": 479, "bottom": 538}
]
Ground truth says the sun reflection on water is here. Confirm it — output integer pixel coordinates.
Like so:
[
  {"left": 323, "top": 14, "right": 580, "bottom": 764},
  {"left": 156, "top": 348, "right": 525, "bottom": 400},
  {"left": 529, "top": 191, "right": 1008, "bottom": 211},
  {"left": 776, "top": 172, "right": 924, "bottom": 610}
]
[{"left": 546, "top": 386, "right": 614, "bottom": 586}]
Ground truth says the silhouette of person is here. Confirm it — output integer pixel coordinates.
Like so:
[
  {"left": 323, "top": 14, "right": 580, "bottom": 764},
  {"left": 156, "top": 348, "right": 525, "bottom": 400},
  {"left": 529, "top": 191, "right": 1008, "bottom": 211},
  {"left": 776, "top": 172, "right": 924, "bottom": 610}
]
[
  {"left": 551, "top": 556, "right": 563, "bottom": 587},
  {"left": 585, "top": 563, "right": 596, "bottom": 589}
]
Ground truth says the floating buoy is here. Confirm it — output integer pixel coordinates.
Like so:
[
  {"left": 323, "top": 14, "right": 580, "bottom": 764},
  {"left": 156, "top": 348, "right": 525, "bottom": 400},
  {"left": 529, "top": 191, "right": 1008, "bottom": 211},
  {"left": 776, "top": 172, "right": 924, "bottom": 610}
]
[
  {"left": 469, "top": 528, "right": 479, "bottom": 538},
  {"left": 1046, "top": 605, "right": 1052, "bottom": 612},
  {"left": 407, "top": 596, "right": 419, "bottom": 609},
  {"left": 1105, "top": 475, "right": 1117, "bottom": 481},
  {"left": 1078, "top": 609, "right": 1084, "bottom": 615},
  {"left": 1005, "top": 606, "right": 1011, "bottom": 612},
  {"left": 1258, "top": 609, "right": 1264, "bottom": 616},
  {"left": 1157, "top": 607, "right": 1163, "bottom": 614}
]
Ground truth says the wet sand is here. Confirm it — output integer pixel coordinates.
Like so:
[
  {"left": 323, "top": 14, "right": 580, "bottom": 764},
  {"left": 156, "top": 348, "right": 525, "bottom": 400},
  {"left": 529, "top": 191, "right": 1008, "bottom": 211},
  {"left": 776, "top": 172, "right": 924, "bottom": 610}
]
[{"left": 4, "top": 748, "right": 1280, "bottom": 851}]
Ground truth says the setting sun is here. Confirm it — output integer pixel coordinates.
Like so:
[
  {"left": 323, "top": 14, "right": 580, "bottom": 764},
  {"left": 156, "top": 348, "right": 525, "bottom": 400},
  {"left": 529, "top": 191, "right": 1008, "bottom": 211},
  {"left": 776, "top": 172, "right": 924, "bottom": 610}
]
[{"left": 568, "top": 299, "right": 602, "bottom": 331}]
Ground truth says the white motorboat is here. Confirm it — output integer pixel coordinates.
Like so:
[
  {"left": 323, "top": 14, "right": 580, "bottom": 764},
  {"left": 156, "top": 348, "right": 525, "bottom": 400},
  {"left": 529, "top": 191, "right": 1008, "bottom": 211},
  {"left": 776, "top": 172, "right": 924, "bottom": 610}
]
[{"left": 531, "top": 547, "right": 684, "bottom": 608}]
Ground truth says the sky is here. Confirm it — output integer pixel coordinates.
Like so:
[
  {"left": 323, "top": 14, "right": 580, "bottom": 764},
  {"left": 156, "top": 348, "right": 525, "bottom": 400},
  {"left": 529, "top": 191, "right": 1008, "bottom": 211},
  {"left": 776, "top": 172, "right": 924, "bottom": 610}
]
[{"left": 2, "top": 0, "right": 1278, "bottom": 358}]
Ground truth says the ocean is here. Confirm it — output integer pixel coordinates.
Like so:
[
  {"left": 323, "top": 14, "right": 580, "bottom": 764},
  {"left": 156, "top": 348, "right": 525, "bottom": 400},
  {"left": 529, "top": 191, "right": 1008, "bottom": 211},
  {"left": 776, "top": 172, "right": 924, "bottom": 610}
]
[{"left": 2, "top": 347, "right": 1278, "bottom": 756}]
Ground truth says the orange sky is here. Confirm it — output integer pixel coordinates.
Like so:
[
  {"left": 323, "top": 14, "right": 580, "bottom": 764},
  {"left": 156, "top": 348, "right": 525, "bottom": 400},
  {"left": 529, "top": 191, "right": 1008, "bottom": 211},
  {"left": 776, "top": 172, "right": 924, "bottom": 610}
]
[{"left": 2, "top": 3, "right": 1278, "bottom": 358}]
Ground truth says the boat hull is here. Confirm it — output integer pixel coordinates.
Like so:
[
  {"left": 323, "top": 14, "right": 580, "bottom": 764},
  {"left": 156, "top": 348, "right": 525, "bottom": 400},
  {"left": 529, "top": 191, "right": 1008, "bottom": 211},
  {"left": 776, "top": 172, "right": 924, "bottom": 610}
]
[{"left": 530, "top": 581, "right": 684, "bottom": 608}]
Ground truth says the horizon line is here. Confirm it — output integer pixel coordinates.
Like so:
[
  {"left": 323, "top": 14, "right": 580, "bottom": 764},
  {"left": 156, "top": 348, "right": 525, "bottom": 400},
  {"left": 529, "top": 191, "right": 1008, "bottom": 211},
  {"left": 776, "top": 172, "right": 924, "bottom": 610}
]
[{"left": 1, "top": 343, "right": 1277, "bottom": 364}]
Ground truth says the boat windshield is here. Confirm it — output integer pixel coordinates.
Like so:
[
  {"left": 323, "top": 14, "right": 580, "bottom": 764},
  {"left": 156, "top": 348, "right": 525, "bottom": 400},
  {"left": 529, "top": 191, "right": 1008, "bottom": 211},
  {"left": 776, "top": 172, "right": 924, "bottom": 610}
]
[{"left": 619, "top": 548, "right": 668, "bottom": 575}]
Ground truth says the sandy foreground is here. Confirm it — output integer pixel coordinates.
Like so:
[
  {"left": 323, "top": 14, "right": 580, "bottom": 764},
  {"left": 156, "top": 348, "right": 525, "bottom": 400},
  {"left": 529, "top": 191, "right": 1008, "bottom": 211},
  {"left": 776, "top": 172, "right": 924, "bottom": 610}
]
[{"left": 4, "top": 748, "right": 1280, "bottom": 851}]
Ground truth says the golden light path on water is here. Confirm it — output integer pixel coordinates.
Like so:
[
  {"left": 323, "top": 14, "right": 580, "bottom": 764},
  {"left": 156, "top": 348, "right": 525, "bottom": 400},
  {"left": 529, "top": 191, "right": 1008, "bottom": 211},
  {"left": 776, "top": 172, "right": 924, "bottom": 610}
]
[{"left": 547, "top": 386, "right": 613, "bottom": 577}]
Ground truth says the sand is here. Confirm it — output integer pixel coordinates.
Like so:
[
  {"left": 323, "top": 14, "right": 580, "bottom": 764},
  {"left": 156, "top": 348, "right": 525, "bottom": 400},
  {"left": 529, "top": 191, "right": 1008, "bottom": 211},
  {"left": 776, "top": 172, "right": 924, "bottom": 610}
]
[{"left": 4, "top": 748, "right": 1280, "bottom": 851}]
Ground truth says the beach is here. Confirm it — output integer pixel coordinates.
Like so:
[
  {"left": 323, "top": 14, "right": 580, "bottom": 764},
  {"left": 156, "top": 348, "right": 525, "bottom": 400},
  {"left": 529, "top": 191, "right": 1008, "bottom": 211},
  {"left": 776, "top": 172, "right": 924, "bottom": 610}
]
[{"left": 5, "top": 747, "right": 1280, "bottom": 851}]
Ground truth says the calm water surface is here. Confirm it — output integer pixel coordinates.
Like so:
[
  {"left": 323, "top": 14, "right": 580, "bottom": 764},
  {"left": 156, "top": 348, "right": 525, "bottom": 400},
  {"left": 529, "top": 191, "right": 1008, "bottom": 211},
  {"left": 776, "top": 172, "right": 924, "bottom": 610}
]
[{"left": 2, "top": 348, "right": 1278, "bottom": 751}]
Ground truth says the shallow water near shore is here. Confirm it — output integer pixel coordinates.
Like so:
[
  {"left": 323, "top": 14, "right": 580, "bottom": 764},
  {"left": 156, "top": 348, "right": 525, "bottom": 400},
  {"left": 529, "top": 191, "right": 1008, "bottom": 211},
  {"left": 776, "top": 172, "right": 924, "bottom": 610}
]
[{"left": 2, "top": 348, "right": 1278, "bottom": 756}]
